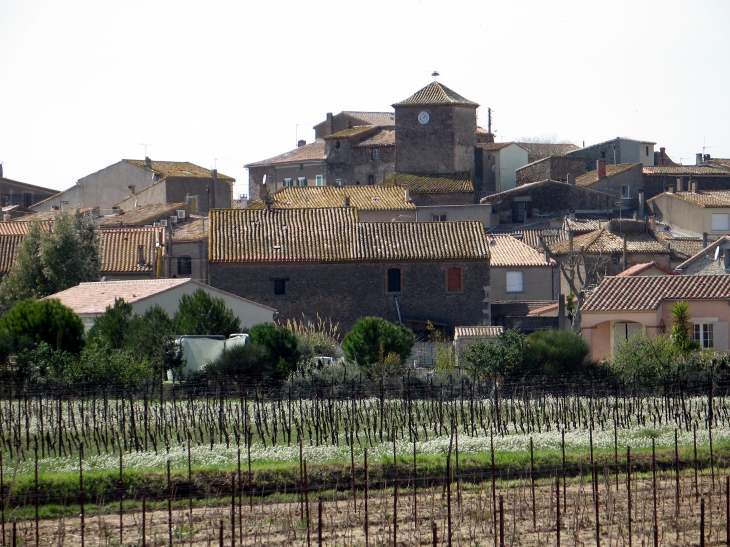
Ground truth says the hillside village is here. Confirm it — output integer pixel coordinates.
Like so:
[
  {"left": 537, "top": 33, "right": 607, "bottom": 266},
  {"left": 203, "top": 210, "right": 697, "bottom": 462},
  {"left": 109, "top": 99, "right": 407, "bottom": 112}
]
[{"left": 3, "top": 80, "right": 730, "bottom": 363}]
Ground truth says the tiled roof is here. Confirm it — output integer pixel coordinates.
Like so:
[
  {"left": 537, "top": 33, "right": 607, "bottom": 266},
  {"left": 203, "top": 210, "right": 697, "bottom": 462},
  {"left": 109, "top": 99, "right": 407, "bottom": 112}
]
[
  {"left": 488, "top": 227, "right": 566, "bottom": 250},
  {"left": 383, "top": 172, "right": 474, "bottom": 194},
  {"left": 0, "top": 220, "right": 53, "bottom": 235},
  {"left": 648, "top": 190, "right": 730, "bottom": 207},
  {"left": 572, "top": 137, "right": 656, "bottom": 149},
  {"left": 651, "top": 230, "right": 705, "bottom": 261},
  {"left": 486, "top": 235, "right": 555, "bottom": 267},
  {"left": 582, "top": 275, "right": 730, "bottom": 312},
  {"left": 0, "top": 234, "right": 25, "bottom": 273},
  {"left": 99, "top": 227, "right": 164, "bottom": 274},
  {"left": 352, "top": 129, "right": 396, "bottom": 148},
  {"left": 247, "top": 186, "right": 414, "bottom": 212},
  {"left": 550, "top": 229, "right": 669, "bottom": 255},
  {"left": 564, "top": 218, "right": 604, "bottom": 233},
  {"left": 392, "top": 82, "right": 479, "bottom": 107},
  {"left": 99, "top": 203, "right": 187, "bottom": 226},
  {"left": 674, "top": 236, "right": 730, "bottom": 272},
  {"left": 171, "top": 217, "right": 207, "bottom": 241},
  {"left": 323, "top": 125, "right": 376, "bottom": 140},
  {"left": 477, "top": 142, "right": 518, "bottom": 152},
  {"left": 482, "top": 179, "right": 614, "bottom": 201},
  {"left": 643, "top": 166, "right": 730, "bottom": 176},
  {"left": 710, "top": 159, "right": 730, "bottom": 169},
  {"left": 47, "top": 278, "right": 192, "bottom": 316},
  {"left": 17, "top": 207, "right": 98, "bottom": 222},
  {"left": 575, "top": 163, "right": 641, "bottom": 187},
  {"left": 454, "top": 326, "right": 503, "bottom": 339},
  {"left": 476, "top": 126, "right": 491, "bottom": 135},
  {"left": 615, "top": 261, "right": 675, "bottom": 277},
  {"left": 492, "top": 300, "right": 556, "bottom": 317},
  {"left": 342, "top": 111, "right": 395, "bottom": 127},
  {"left": 245, "top": 141, "right": 326, "bottom": 168},
  {"left": 209, "top": 208, "right": 489, "bottom": 264},
  {"left": 124, "top": 160, "right": 234, "bottom": 181},
  {"left": 514, "top": 142, "right": 580, "bottom": 156}
]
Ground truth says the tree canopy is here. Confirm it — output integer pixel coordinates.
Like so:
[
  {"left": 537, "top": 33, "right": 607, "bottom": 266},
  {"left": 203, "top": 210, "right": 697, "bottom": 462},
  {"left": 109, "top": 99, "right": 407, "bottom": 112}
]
[
  {"left": 173, "top": 289, "right": 241, "bottom": 336},
  {"left": 341, "top": 317, "right": 415, "bottom": 369},
  {"left": 0, "top": 298, "right": 85, "bottom": 354}
]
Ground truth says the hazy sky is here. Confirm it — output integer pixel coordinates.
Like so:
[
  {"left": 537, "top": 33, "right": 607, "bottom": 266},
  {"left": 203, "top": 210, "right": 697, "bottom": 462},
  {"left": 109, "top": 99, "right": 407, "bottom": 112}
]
[{"left": 1, "top": 0, "right": 729, "bottom": 199}]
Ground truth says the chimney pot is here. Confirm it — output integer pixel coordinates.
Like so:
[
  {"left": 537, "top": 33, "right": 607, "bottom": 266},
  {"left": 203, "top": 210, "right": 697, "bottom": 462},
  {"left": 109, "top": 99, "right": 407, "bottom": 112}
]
[
  {"left": 144, "top": 156, "right": 152, "bottom": 168},
  {"left": 596, "top": 159, "right": 607, "bottom": 179},
  {"left": 668, "top": 185, "right": 675, "bottom": 194},
  {"left": 676, "top": 177, "right": 684, "bottom": 192},
  {"left": 703, "top": 232, "right": 708, "bottom": 248},
  {"left": 297, "top": 140, "right": 306, "bottom": 148},
  {"left": 569, "top": 209, "right": 576, "bottom": 221},
  {"left": 704, "top": 154, "right": 711, "bottom": 162},
  {"left": 567, "top": 173, "right": 576, "bottom": 185},
  {"left": 343, "top": 196, "right": 350, "bottom": 207},
  {"left": 404, "top": 188, "right": 411, "bottom": 202},
  {"left": 660, "top": 147, "right": 666, "bottom": 166},
  {"left": 0, "top": 164, "right": 3, "bottom": 178},
  {"left": 691, "top": 180, "right": 698, "bottom": 193},
  {"left": 696, "top": 153, "right": 704, "bottom": 165},
  {"left": 2, "top": 214, "right": 10, "bottom": 222}
]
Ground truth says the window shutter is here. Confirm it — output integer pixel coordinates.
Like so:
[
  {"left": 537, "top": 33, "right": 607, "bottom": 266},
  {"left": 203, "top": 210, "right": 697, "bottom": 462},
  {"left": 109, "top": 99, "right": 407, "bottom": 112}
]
[
  {"left": 714, "top": 322, "right": 728, "bottom": 350},
  {"left": 447, "top": 267, "right": 461, "bottom": 291},
  {"left": 712, "top": 214, "right": 729, "bottom": 231}
]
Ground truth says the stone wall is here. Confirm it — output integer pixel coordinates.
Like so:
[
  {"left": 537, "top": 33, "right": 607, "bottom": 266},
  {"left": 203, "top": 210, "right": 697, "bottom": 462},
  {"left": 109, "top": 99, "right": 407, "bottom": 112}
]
[
  {"left": 209, "top": 260, "right": 491, "bottom": 333},
  {"left": 643, "top": 175, "right": 730, "bottom": 201},
  {"left": 516, "top": 157, "right": 586, "bottom": 186},
  {"left": 326, "top": 142, "right": 395, "bottom": 186}
]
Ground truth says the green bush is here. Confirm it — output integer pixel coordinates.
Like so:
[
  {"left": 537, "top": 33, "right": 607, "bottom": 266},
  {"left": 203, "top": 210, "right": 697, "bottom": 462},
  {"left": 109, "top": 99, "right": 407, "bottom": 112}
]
[
  {"left": 86, "top": 298, "right": 133, "bottom": 349},
  {"left": 341, "top": 317, "right": 415, "bottom": 369},
  {"left": 248, "top": 323, "right": 300, "bottom": 376},
  {"left": 461, "top": 328, "right": 528, "bottom": 382},
  {"left": 65, "top": 341, "right": 152, "bottom": 386},
  {"left": 204, "top": 343, "right": 272, "bottom": 381},
  {"left": 173, "top": 289, "right": 241, "bottom": 336},
  {"left": 610, "top": 332, "right": 678, "bottom": 386},
  {"left": 525, "top": 330, "right": 590, "bottom": 375},
  {"left": 0, "top": 298, "right": 85, "bottom": 354}
]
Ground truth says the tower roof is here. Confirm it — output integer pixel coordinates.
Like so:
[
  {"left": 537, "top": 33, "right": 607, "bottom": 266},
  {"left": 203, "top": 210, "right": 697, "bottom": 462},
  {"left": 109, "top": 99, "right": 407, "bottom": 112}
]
[{"left": 393, "top": 82, "right": 479, "bottom": 108}]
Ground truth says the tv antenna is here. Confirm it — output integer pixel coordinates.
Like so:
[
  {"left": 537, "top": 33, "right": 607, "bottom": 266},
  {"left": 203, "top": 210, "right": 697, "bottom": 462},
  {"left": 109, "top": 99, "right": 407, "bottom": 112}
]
[
  {"left": 213, "top": 158, "right": 229, "bottom": 169},
  {"left": 702, "top": 137, "right": 716, "bottom": 155},
  {"left": 295, "top": 123, "right": 311, "bottom": 146},
  {"left": 139, "top": 143, "right": 153, "bottom": 157}
]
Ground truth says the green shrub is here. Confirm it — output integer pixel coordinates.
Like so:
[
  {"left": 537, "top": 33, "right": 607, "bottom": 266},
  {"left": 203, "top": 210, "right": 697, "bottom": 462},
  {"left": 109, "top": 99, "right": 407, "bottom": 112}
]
[
  {"left": 248, "top": 323, "right": 301, "bottom": 376},
  {"left": 461, "top": 328, "right": 528, "bottom": 382},
  {"left": 525, "top": 330, "right": 590, "bottom": 375},
  {"left": 204, "top": 343, "right": 272, "bottom": 381},
  {"left": 341, "top": 317, "right": 415, "bottom": 369},
  {"left": 0, "top": 298, "right": 84, "bottom": 354},
  {"left": 65, "top": 341, "right": 152, "bottom": 386},
  {"left": 610, "top": 332, "right": 678, "bottom": 386},
  {"left": 173, "top": 289, "right": 241, "bottom": 336}
]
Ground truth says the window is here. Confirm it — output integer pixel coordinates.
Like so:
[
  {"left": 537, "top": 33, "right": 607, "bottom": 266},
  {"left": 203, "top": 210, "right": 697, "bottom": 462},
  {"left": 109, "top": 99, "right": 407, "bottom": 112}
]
[
  {"left": 315, "top": 175, "right": 324, "bottom": 186},
  {"left": 693, "top": 323, "right": 714, "bottom": 349},
  {"left": 386, "top": 268, "right": 402, "bottom": 293},
  {"left": 506, "top": 271, "right": 524, "bottom": 293},
  {"left": 297, "top": 177, "right": 307, "bottom": 187},
  {"left": 22, "top": 192, "right": 32, "bottom": 208},
  {"left": 512, "top": 201, "right": 527, "bottom": 223},
  {"left": 646, "top": 146, "right": 649, "bottom": 156},
  {"left": 177, "top": 256, "right": 192, "bottom": 276},
  {"left": 432, "top": 214, "right": 447, "bottom": 222},
  {"left": 372, "top": 149, "right": 380, "bottom": 160},
  {"left": 612, "top": 256, "right": 620, "bottom": 265},
  {"left": 283, "top": 178, "right": 293, "bottom": 187},
  {"left": 368, "top": 175, "right": 375, "bottom": 185},
  {"left": 274, "top": 279, "right": 287, "bottom": 295},
  {"left": 712, "top": 214, "right": 729, "bottom": 232},
  {"left": 621, "top": 185, "right": 630, "bottom": 199},
  {"left": 446, "top": 266, "right": 463, "bottom": 292}
]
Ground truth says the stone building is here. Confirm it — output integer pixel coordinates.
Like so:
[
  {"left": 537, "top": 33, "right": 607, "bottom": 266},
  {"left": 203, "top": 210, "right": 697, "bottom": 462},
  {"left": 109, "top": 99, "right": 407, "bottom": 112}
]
[
  {"left": 574, "top": 161, "right": 645, "bottom": 213},
  {"left": 642, "top": 165, "right": 730, "bottom": 200},
  {"left": 0, "top": 167, "right": 57, "bottom": 209},
  {"left": 32, "top": 159, "right": 234, "bottom": 214},
  {"left": 566, "top": 137, "right": 656, "bottom": 170},
  {"left": 516, "top": 156, "right": 586, "bottom": 186},
  {"left": 208, "top": 207, "right": 491, "bottom": 333}
]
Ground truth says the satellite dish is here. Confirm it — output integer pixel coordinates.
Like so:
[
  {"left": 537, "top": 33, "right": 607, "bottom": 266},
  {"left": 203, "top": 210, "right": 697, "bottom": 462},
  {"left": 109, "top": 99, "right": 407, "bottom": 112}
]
[{"left": 715, "top": 246, "right": 721, "bottom": 261}]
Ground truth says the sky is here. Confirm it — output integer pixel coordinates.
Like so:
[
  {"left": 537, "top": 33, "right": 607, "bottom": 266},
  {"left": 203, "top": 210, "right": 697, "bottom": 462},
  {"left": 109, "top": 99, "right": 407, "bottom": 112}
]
[{"left": 1, "top": 0, "right": 729, "bottom": 199}]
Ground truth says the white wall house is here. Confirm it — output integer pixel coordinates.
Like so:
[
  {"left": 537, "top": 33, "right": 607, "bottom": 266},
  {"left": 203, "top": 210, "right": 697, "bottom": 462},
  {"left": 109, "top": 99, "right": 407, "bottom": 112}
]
[{"left": 488, "top": 143, "right": 529, "bottom": 192}]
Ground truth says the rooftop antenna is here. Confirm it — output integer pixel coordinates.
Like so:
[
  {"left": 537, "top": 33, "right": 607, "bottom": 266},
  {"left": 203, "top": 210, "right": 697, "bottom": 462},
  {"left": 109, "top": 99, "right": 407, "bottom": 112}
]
[
  {"left": 139, "top": 143, "right": 152, "bottom": 157},
  {"left": 213, "top": 158, "right": 229, "bottom": 169},
  {"left": 295, "top": 123, "right": 311, "bottom": 147},
  {"left": 702, "top": 137, "right": 716, "bottom": 155}
]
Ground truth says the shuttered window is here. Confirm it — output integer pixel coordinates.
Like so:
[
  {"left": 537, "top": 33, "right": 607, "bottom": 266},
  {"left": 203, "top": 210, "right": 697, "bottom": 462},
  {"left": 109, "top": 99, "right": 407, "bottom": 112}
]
[
  {"left": 712, "top": 214, "right": 729, "bottom": 232},
  {"left": 506, "top": 271, "right": 524, "bottom": 293},
  {"left": 446, "top": 267, "right": 462, "bottom": 292}
]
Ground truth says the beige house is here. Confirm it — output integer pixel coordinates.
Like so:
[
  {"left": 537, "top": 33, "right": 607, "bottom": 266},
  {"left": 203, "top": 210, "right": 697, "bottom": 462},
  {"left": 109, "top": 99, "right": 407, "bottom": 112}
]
[
  {"left": 487, "top": 235, "right": 558, "bottom": 301},
  {"left": 648, "top": 187, "right": 730, "bottom": 237},
  {"left": 47, "top": 278, "right": 276, "bottom": 331}
]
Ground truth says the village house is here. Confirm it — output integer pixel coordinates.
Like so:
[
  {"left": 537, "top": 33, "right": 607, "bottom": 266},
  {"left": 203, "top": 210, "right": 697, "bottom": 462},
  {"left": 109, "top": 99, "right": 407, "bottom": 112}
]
[
  {"left": 566, "top": 137, "right": 656, "bottom": 170},
  {"left": 31, "top": 159, "right": 234, "bottom": 214},
  {"left": 574, "top": 161, "right": 645, "bottom": 213},
  {"left": 674, "top": 235, "right": 730, "bottom": 275},
  {"left": 648, "top": 187, "right": 730, "bottom": 237},
  {"left": 515, "top": 155, "right": 586, "bottom": 186},
  {"left": 485, "top": 235, "right": 558, "bottom": 302},
  {"left": 581, "top": 275, "right": 730, "bottom": 361},
  {"left": 207, "top": 207, "right": 491, "bottom": 334},
  {"left": 642, "top": 165, "right": 730, "bottom": 200},
  {"left": 0, "top": 166, "right": 57, "bottom": 209}
]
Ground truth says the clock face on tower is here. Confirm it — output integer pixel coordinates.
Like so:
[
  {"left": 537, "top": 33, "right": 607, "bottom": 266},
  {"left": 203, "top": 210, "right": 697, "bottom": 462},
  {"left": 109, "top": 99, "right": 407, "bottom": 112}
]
[{"left": 418, "top": 111, "right": 430, "bottom": 124}]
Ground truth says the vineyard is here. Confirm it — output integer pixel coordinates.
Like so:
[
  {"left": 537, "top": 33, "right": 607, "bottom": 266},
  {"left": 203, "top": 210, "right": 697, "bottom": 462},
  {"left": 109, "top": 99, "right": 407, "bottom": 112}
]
[{"left": 1, "top": 373, "right": 730, "bottom": 546}]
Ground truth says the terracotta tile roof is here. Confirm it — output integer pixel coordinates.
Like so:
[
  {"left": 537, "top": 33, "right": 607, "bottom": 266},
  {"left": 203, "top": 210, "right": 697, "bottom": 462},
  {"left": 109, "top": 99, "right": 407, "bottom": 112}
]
[
  {"left": 247, "top": 186, "right": 414, "bottom": 212},
  {"left": 486, "top": 235, "right": 555, "bottom": 267},
  {"left": 477, "top": 142, "right": 518, "bottom": 152},
  {"left": 47, "top": 278, "right": 193, "bottom": 316},
  {"left": 643, "top": 165, "right": 730, "bottom": 176},
  {"left": 209, "top": 208, "right": 489, "bottom": 264},
  {"left": 489, "top": 228, "right": 566, "bottom": 250},
  {"left": 323, "top": 125, "right": 376, "bottom": 140},
  {"left": 171, "top": 217, "right": 207, "bottom": 241},
  {"left": 383, "top": 172, "right": 474, "bottom": 194},
  {"left": 342, "top": 111, "right": 395, "bottom": 127},
  {"left": 564, "top": 218, "right": 604, "bottom": 233},
  {"left": 492, "top": 300, "right": 556, "bottom": 317},
  {"left": 245, "top": 141, "right": 326, "bottom": 168},
  {"left": 392, "top": 82, "right": 479, "bottom": 107},
  {"left": 17, "top": 207, "right": 98, "bottom": 222},
  {"left": 710, "top": 159, "right": 730, "bottom": 169},
  {"left": 476, "top": 126, "right": 491, "bottom": 135},
  {"left": 124, "top": 160, "right": 233, "bottom": 181},
  {"left": 99, "top": 226, "right": 164, "bottom": 274},
  {"left": 0, "top": 220, "right": 53, "bottom": 235},
  {"left": 648, "top": 190, "right": 730, "bottom": 207},
  {"left": 0, "top": 234, "right": 25, "bottom": 273},
  {"left": 514, "top": 142, "right": 580, "bottom": 156},
  {"left": 575, "top": 163, "right": 641, "bottom": 187},
  {"left": 549, "top": 229, "right": 669, "bottom": 255},
  {"left": 352, "top": 129, "right": 396, "bottom": 148},
  {"left": 674, "top": 235, "right": 730, "bottom": 272},
  {"left": 582, "top": 275, "right": 730, "bottom": 312},
  {"left": 615, "top": 261, "right": 675, "bottom": 277},
  {"left": 99, "top": 203, "right": 187, "bottom": 226},
  {"left": 651, "top": 231, "right": 705, "bottom": 261},
  {"left": 454, "top": 326, "right": 503, "bottom": 339}
]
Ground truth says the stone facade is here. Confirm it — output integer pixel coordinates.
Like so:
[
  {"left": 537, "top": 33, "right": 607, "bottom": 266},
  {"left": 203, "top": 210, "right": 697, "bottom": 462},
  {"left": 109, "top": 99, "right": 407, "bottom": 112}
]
[
  {"left": 516, "top": 156, "right": 586, "bottom": 186},
  {"left": 0, "top": 176, "right": 57, "bottom": 208},
  {"left": 566, "top": 138, "right": 655, "bottom": 170},
  {"left": 209, "top": 261, "right": 490, "bottom": 334},
  {"left": 325, "top": 132, "right": 395, "bottom": 186},
  {"left": 643, "top": 174, "right": 730, "bottom": 201}
]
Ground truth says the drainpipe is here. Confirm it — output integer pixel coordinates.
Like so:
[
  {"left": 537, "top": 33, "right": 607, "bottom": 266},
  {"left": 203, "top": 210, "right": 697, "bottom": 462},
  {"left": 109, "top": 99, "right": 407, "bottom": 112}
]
[{"left": 394, "top": 296, "right": 403, "bottom": 324}]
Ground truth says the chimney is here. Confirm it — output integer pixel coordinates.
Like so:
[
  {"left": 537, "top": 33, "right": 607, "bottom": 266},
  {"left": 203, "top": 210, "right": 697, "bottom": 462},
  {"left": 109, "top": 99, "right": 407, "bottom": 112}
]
[
  {"left": 325, "top": 112, "right": 333, "bottom": 136},
  {"left": 2, "top": 214, "right": 10, "bottom": 222},
  {"left": 343, "top": 196, "right": 350, "bottom": 207},
  {"left": 703, "top": 232, "right": 708, "bottom": 248},
  {"left": 691, "top": 180, "right": 698, "bottom": 193},
  {"left": 569, "top": 209, "right": 576, "bottom": 221},
  {"left": 696, "top": 153, "right": 703, "bottom": 165},
  {"left": 648, "top": 216, "right": 654, "bottom": 230},
  {"left": 660, "top": 147, "right": 666, "bottom": 166},
  {"left": 676, "top": 177, "right": 684, "bottom": 192},
  {"left": 0, "top": 164, "right": 3, "bottom": 178},
  {"left": 404, "top": 188, "right": 411, "bottom": 202},
  {"left": 297, "top": 139, "right": 306, "bottom": 148},
  {"left": 566, "top": 173, "right": 576, "bottom": 185},
  {"left": 144, "top": 156, "right": 152, "bottom": 168},
  {"left": 638, "top": 189, "right": 645, "bottom": 219},
  {"left": 668, "top": 184, "right": 674, "bottom": 194},
  {"left": 704, "top": 154, "right": 711, "bottom": 162},
  {"left": 596, "top": 159, "right": 607, "bottom": 179}
]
